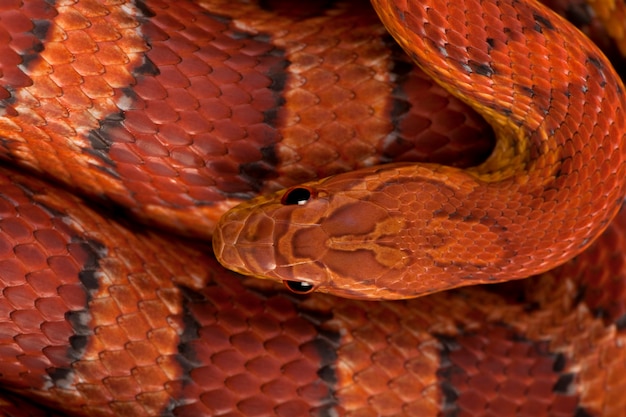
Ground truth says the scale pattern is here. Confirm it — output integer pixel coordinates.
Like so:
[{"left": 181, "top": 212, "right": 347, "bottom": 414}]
[
  {"left": 0, "top": 0, "right": 625, "bottom": 416},
  {"left": 213, "top": 0, "right": 626, "bottom": 299}
]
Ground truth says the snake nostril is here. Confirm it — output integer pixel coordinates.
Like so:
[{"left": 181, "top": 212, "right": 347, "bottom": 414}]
[
  {"left": 283, "top": 280, "right": 316, "bottom": 294},
  {"left": 281, "top": 187, "right": 313, "bottom": 205}
]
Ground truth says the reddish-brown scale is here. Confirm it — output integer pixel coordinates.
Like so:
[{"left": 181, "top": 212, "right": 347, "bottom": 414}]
[
  {"left": 0, "top": 0, "right": 492, "bottom": 237},
  {"left": 1, "top": 161, "right": 626, "bottom": 416}
]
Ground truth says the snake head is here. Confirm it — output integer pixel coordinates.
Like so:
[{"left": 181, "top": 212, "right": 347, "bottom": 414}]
[
  {"left": 212, "top": 166, "right": 426, "bottom": 299},
  {"left": 212, "top": 163, "right": 493, "bottom": 300}
]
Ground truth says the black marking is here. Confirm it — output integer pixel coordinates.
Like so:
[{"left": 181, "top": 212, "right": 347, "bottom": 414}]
[
  {"left": 553, "top": 352, "right": 566, "bottom": 372},
  {"left": 267, "top": 60, "right": 289, "bottom": 93},
  {"left": 574, "top": 407, "right": 595, "bottom": 417},
  {"left": 259, "top": 0, "right": 339, "bottom": 18},
  {"left": 520, "top": 85, "right": 535, "bottom": 98},
  {"left": 175, "top": 287, "right": 203, "bottom": 370},
  {"left": 434, "top": 333, "right": 461, "bottom": 413},
  {"left": 533, "top": 13, "right": 555, "bottom": 33},
  {"left": 46, "top": 368, "right": 73, "bottom": 389},
  {"left": 381, "top": 35, "right": 417, "bottom": 161},
  {"left": 86, "top": 114, "right": 126, "bottom": 167},
  {"left": 16, "top": 19, "right": 51, "bottom": 70},
  {"left": 238, "top": 145, "right": 280, "bottom": 193},
  {"left": 134, "top": 0, "right": 157, "bottom": 18},
  {"left": 587, "top": 55, "right": 605, "bottom": 72},
  {"left": 134, "top": 55, "right": 160, "bottom": 76},
  {"left": 615, "top": 314, "right": 626, "bottom": 330},
  {"left": 31, "top": 18, "right": 52, "bottom": 40},
  {"left": 75, "top": 239, "right": 106, "bottom": 291},
  {"left": 299, "top": 309, "right": 341, "bottom": 376},
  {"left": 46, "top": 236, "right": 105, "bottom": 387},
  {"left": 553, "top": 373, "right": 575, "bottom": 393},
  {"left": 469, "top": 61, "right": 494, "bottom": 77},
  {"left": 436, "top": 325, "right": 583, "bottom": 413},
  {"left": 190, "top": 13, "right": 289, "bottom": 199}
]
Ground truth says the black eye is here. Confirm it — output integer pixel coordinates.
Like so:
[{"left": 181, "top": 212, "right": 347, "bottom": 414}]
[
  {"left": 281, "top": 187, "right": 313, "bottom": 205},
  {"left": 283, "top": 280, "right": 315, "bottom": 294}
]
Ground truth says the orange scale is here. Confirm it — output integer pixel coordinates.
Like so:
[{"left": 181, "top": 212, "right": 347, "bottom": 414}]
[
  {"left": 75, "top": 392, "right": 115, "bottom": 415},
  {"left": 197, "top": 326, "right": 236, "bottom": 357},
  {"left": 132, "top": 364, "right": 171, "bottom": 391},
  {"left": 200, "top": 389, "right": 241, "bottom": 414},
  {"left": 117, "top": 313, "right": 153, "bottom": 342},
  {"left": 123, "top": 111, "right": 158, "bottom": 135},
  {"left": 20, "top": 367, "right": 57, "bottom": 393},
  {"left": 172, "top": 114, "right": 211, "bottom": 136},
  {"left": 278, "top": 400, "right": 316, "bottom": 417},
  {"left": 341, "top": 67, "right": 382, "bottom": 91},
  {"left": 107, "top": 147, "right": 144, "bottom": 167},
  {"left": 131, "top": 137, "right": 169, "bottom": 159},
  {"left": 166, "top": 148, "right": 202, "bottom": 169},
  {"left": 281, "top": 319, "right": 318, "bottom": 345},
  {"left": 80, "top": 77, "right": 115, "bottom": 101},
  {"left": 35, "top": 295, "right": 72, "bottom": 320},
  {"left": 232, "top": 331, "right": 268, "bottom": 358},
  {"left": 242, "top": 319, "right": 279, "bottom": 344},
  {"left": 227, "top": 54, "right": 263, "bottom": 73},
  {"left": 90, "top": 296, "right": 127, "bottom": 328},
  {"left": 227, "top": 105, "right": 264, "bottom": 127},
  {"left": 213, "top": 349, "right": 251, "bottom": 378},
  {"left": 225, "top": 373, "right": 267, "bottom": 400},
  {"left": 190, "top": 364, "right": 234, "bottom": 392},
  {"left": 212, "top": 120, "right": 249, "bottom": 143},
  {"left": 66, "top": 28, "right": 98, "bottom": 55},
  {"left": 105, "top": 370, "right": 145, "bottom": 396},
  {"left": 11, "top": 316, "right": 47, "bottom": 345},
  {"left": 163, "top": 88, "right": 199, "bottom": 113},
  {"left": 85, "top": 21, "right": 123, "bottom": 45},
  {"left": 145, "top": 101, "right": 179, "bottom": 125},
  {"left": 282, "top": 357, "right": 321, "bottom": 384},
  {"left": 13, "top": 332, "right": 51, "bottom": 357},
  {"left": 142, "top": 159, "right": 179, "bottom": 178},
  {"left": 148, "top": 45, "right": 184, "bottom": 68},
  {"left": 0, "top": 323, "right": 22, "bottom": 345},
  {"left": 174, "top": 55, "right": 211, "bottom": 79},
  {"left": 14, "top": 243, "right": 48, "bottom": 270},
  {"left": 132, "top": 77, "right": 167, "bottom": 101},
  {"left": 263, "top": 334, "right": 304, "bottom": 361},
  {"left": 156, "top": 65, "right": 192, "bottom": 91}
]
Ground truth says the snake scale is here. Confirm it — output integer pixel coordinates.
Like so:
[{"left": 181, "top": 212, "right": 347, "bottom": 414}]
[{"left": 1, "top": 0, "right": 626, "bottom": 416}]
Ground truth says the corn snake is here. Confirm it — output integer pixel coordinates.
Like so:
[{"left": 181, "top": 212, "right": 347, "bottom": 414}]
[{"left": 0, "top": 0, "right": 626, "bottom": 415}]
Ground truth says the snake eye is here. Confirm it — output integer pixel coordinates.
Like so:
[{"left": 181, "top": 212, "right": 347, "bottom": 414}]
[
  {"left": 281, "top": 187, "right": 314, "bottom": 205},
  {"left": 283, "top": 280, "right": 316, "bottom": 294}
]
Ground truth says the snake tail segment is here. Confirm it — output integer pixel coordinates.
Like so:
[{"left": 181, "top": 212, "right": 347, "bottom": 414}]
[{"left": 213, "top": 0, "right": 626, "bottom": 299}]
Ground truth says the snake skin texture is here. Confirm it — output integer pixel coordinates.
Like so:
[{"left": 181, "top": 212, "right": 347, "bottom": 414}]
[
  {"left": 1, "top": 0, "right": 626, "bottom": 416},
  {"left": 213, "top": 0, "right": 626, "bottom": 299}
]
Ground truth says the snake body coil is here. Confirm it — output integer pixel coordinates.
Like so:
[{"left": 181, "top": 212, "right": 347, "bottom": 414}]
[
  {"left": 0, "top": 0, "right": 625, "bottom": 416},
  {"left": 213, "top": 0, "right": 626, "bottom": 299}
]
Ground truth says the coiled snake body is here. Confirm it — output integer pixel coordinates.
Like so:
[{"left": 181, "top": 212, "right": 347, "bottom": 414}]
[{"left": 0, "top": 0, "right": 626, "bottom": 416}]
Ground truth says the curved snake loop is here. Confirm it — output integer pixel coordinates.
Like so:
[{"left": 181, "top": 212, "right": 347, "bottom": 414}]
[
  {"left": 1, "top": 0, "right": 626, "bottom": 415},
  {"left": 213, "top": 0, "right": 626, "bottom": 300}
]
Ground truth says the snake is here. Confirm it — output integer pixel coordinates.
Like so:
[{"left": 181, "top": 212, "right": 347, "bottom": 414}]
[
  {"left": 0, "top": 0, "right": 626, "bottom": 416},
  {"left": 212, "top": 0, "right": 626, "bottom": 300}
]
